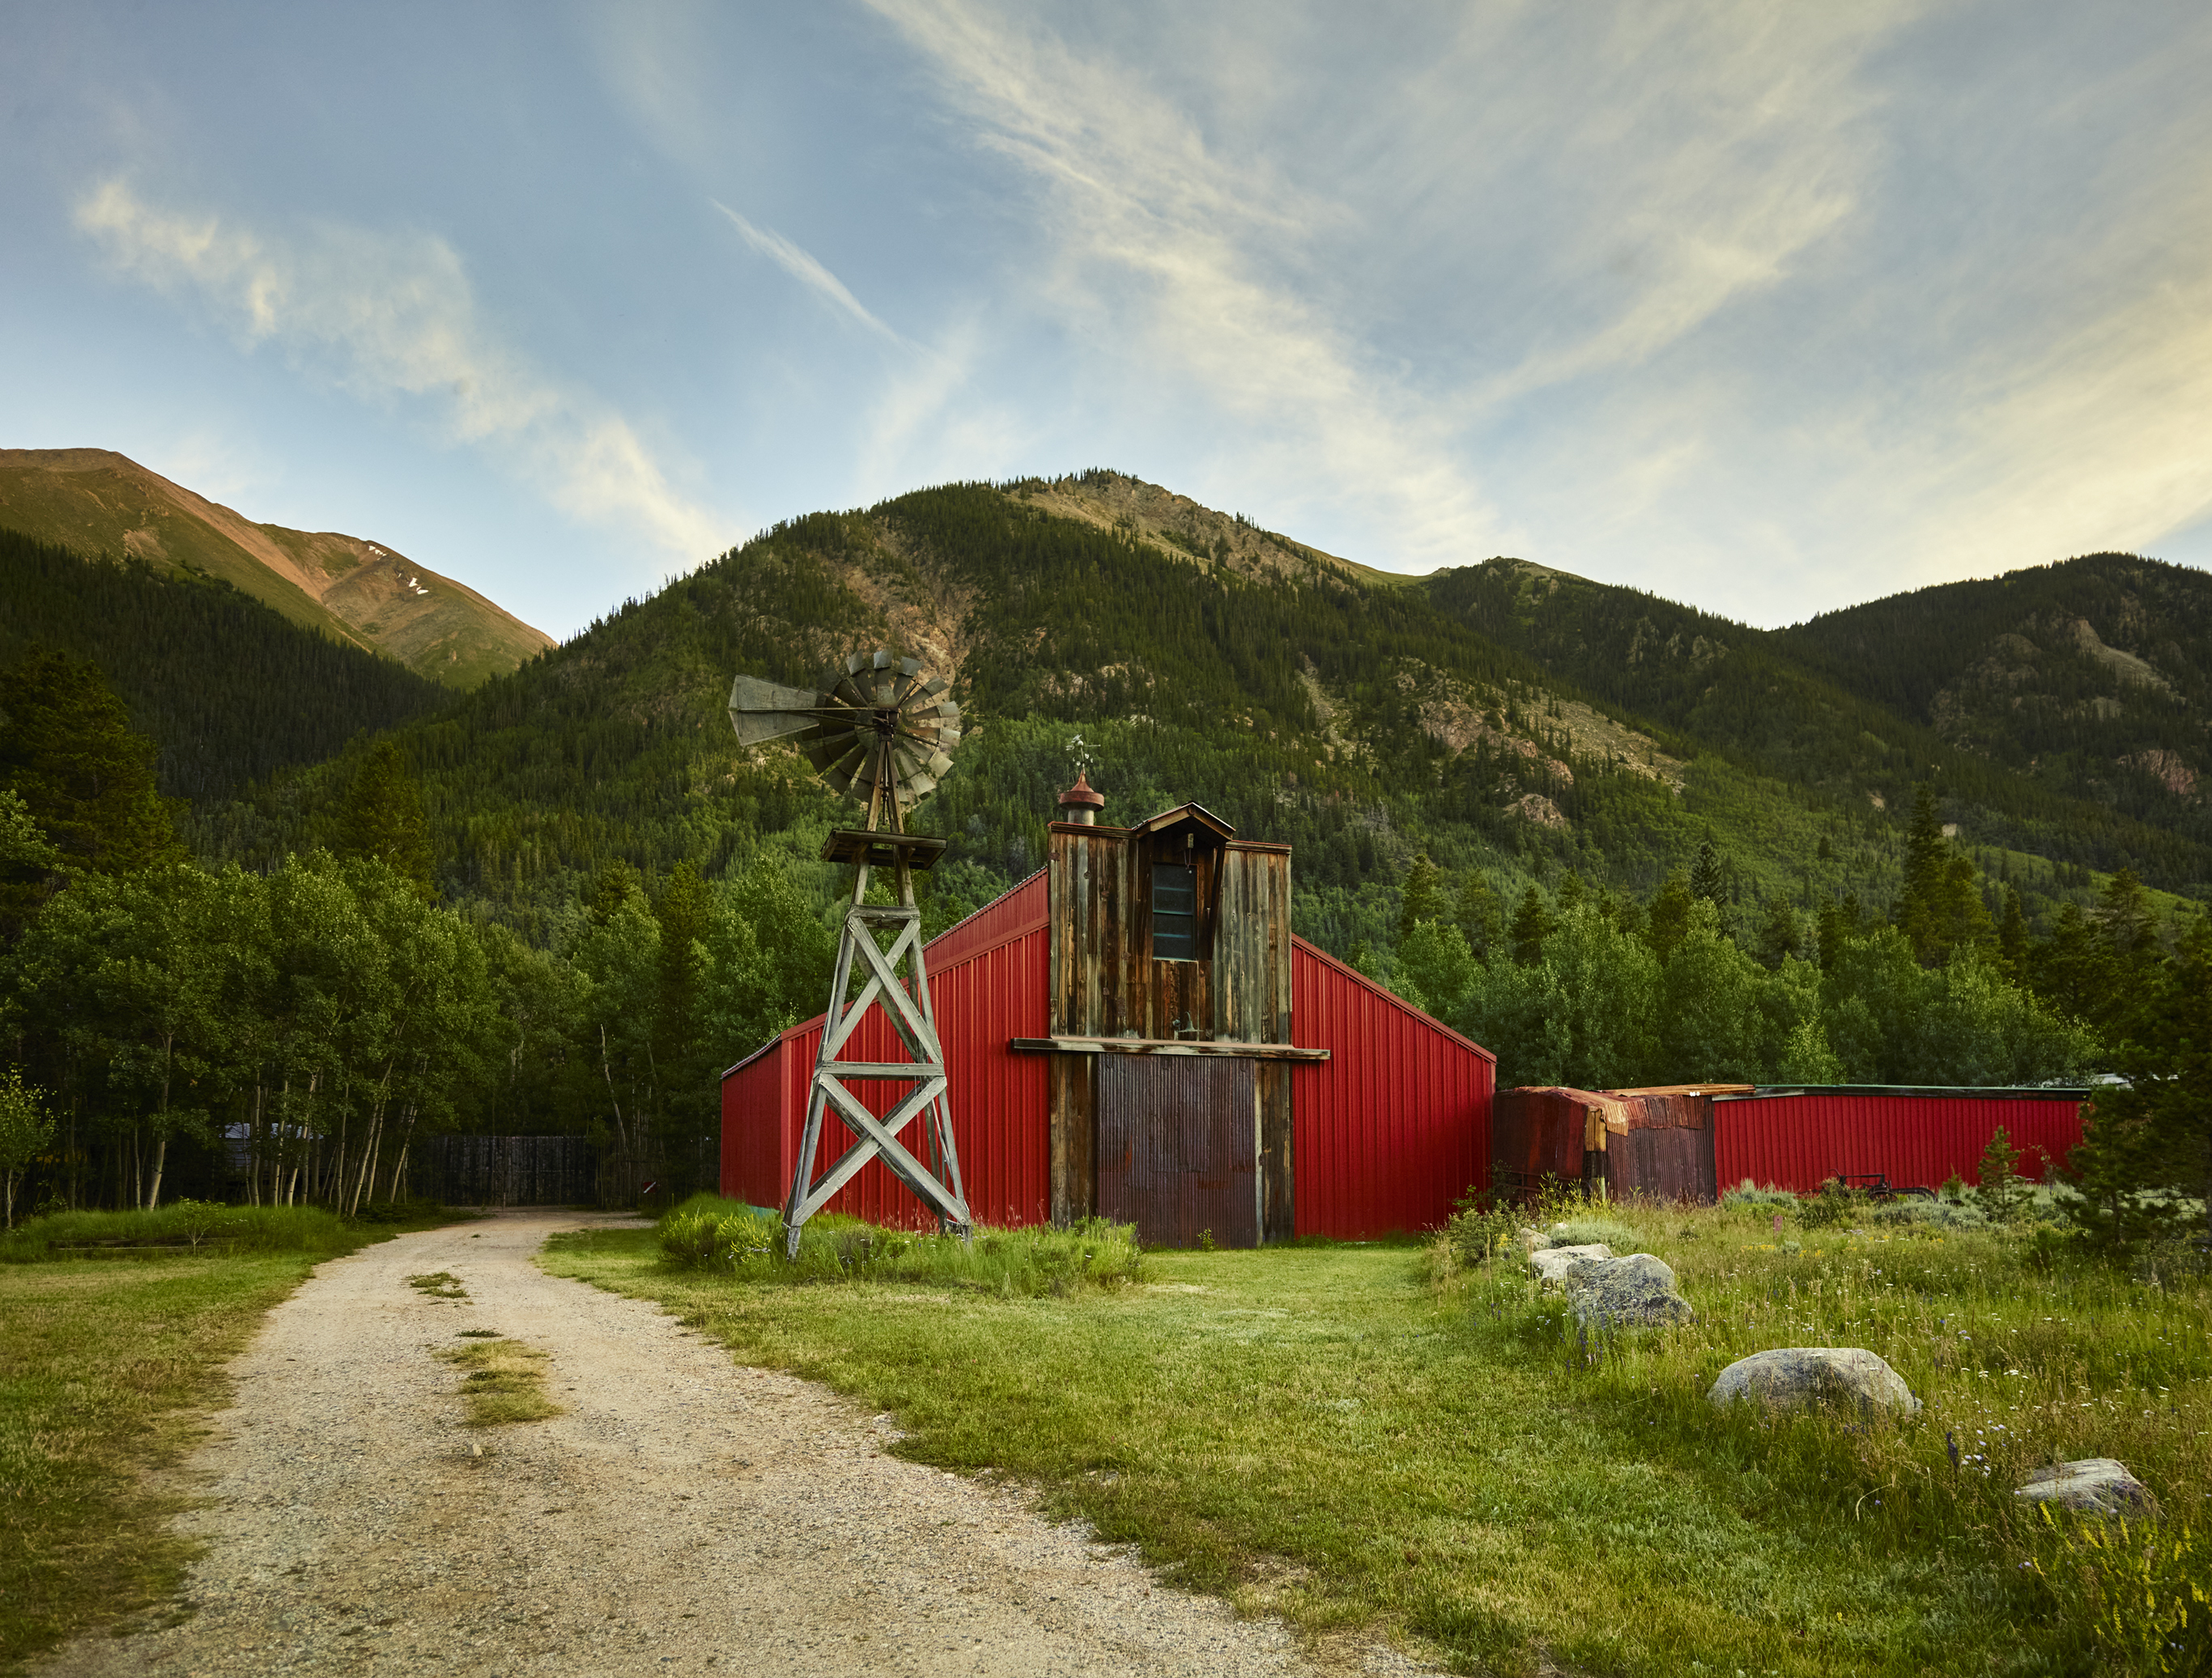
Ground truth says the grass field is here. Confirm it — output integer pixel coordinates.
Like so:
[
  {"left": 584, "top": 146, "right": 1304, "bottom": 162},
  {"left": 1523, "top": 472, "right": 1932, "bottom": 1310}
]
[
  {"left": 542, "top": 1200, "right": 2210, "bottom": 1677},
  {"left": 0, "top": 1203, "right": 464, "bottom": 1672}
]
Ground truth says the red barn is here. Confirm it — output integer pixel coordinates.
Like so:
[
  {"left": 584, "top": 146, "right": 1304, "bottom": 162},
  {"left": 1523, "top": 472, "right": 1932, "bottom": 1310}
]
[{"left": 721, "top": 784, "right": 1495, "bottom": 1243}]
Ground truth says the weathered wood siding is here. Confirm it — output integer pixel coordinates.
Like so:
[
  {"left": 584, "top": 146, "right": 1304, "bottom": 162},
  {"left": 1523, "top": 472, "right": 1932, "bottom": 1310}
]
[{"left": 1046, "top": 819, "right": 1295, "bottom": 1239}]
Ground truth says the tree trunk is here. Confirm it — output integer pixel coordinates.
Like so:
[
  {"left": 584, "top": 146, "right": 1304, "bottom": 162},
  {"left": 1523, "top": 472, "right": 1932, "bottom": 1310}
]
[
  {"left": 147, "top": 1029, "right": 174, "bottom": 1212},
  {"left": 600, "top": 1024, "right": 633, "bottom": 1177}
]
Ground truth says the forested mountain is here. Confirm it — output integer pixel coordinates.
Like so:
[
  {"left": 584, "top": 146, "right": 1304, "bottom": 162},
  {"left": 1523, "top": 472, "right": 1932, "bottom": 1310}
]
[
  {"left": 1419, "top": 557, "right": 2212, "bottom": 890},
  {"left": 197, "top": 474, "right": 2206, "bottom": 960},
  {"left": 0, "top": 448, "right": 553, "bottom": 687},
  {"left": 0, "top": 527, "right": 450, "bottom": 805},
  {"left": 1775, "top": 554, "right": 2211, "bottom": 846}
]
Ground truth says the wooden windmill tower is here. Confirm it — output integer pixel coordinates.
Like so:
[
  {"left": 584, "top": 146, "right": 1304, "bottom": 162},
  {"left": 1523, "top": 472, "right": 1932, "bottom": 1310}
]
[{"left": 726, "top": 652, "right": 972, "bottom": 1254}]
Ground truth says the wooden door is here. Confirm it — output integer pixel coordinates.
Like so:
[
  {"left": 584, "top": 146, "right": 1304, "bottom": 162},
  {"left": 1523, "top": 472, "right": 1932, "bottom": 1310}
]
[{"left": 1096, "top": 1056, "right": 1258, "bottom": 1247}]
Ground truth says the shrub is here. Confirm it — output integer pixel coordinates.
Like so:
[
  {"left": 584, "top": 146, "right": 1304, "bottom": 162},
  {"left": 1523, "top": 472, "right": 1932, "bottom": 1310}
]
[
  {"left": 654, "top": 1195, "right": 1145, "bottom": 1296},
  {"left": 1720, "top": 1181, "right": 1797, "bottom": 1209},
  {"left": 1796, "top": 1177, "right": 1866, "bottom": 1230}
]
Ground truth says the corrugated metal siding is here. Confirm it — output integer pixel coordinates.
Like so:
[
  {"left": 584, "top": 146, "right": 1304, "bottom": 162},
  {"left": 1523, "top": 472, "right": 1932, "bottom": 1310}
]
[
  {"left": 1491, "top": 1088, "right": 1597, "bottom": 1193},
  {"left": 1097, "top": 1056, "right": 1259, "bottom": 1247},
  {"left": 1290, "top": 937, "right": 1495, "bottom": 1238},
  {"left": 1715, "top": 1094, "right": 2086, "bottom": 1194},
  {"left": 1608, "top": 1090, "right": 1716, "bottom": 1204},
  {"left": 719, "top": 874, "right": 1051, "bottom": 1229}
]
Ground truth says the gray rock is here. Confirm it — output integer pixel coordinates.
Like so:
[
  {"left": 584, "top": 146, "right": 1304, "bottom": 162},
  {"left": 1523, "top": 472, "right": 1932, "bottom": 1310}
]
[
  {"left": 2014, "top": 1459, "right": 2156, "bottom": 1519},
  {"left": 1528, "top": 1243, "right": 1611, "bottom": 1283},
  {"left": 1563, "top": 1253, "right": 1693, "bottom": 1328},
  {"left": 1706, "top": 1348, "right": 1921, "bottom": 1414}
]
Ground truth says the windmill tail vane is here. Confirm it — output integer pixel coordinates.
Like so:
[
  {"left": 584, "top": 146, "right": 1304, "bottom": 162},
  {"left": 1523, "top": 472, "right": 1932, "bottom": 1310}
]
[{"left": 725, "top": 648, "right": 972, "bottom": 1254}]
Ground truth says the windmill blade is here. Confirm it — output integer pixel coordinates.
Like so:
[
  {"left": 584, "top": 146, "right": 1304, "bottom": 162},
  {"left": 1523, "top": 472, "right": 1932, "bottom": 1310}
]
[
  {"left": 731, "top": 648, "right": 964, "bottom": 824},
  {"left": 727, "top": 674, "right": 836, "bottom": 746}
]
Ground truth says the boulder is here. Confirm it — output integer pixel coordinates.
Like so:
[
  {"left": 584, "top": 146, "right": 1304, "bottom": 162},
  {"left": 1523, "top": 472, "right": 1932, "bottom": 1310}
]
[
  {"left": 2014, "top": 1459, "right": 2156, "bottom": 1519},
  {"left": 1706, "top": 1348, "right": 1921, "bottom": 1414},
  {"left": 1528, "top": 1243, "right": 1612, "bottom": 1284},
  {"left": 1563, "top": 1253, "right": 1693, "bottom": 1328}
]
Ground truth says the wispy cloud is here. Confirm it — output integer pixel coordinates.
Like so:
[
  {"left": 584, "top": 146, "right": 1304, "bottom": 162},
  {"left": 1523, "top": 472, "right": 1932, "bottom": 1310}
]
[
  {"left": 861, "top": 0, "right": 1512, "bottom": 570},
  {"left": 711, "top": 199, "right": 900, "bottom": 342},
  {"left": 858, "top": 2, "right": 1923, "bottom": 575},
  {"left": 73, "top": 178, "right": 727, "bottom": 564}
]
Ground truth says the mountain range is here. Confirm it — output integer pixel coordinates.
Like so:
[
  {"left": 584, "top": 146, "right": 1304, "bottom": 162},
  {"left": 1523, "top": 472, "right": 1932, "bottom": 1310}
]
[
  {"left": 4, "top": 461, "right": 2206, "bottom": 953},
  {"left": 0, "top": 448, "right": 552, "bottom": 688}
]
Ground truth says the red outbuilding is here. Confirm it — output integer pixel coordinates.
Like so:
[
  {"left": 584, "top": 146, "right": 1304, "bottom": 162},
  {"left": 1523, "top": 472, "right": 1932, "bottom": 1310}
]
[
  {"left": 721, "top": 782, "right": 1496, "bottom": 1243},
  {"left": 1711, "top": 1085, "right": 2088, "bottom": 1196},
  {"left": 1489, "top": 1081, "right": 2089, "bottom": 1204}
]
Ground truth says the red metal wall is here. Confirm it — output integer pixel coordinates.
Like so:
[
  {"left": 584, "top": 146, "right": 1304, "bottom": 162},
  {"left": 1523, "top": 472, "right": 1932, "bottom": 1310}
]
[
  {"left": 720, "top": 873, "right": 1052, "bottom": 1229},
  {"left": 1714, "top": 1090, "right": 2087, "bottom": 1195},
  {"left": 1289, "top": 937, "right": 1495, "bottom": 1238}
]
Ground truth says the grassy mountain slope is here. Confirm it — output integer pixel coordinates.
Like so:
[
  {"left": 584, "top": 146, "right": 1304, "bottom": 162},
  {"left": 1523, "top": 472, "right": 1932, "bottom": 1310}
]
[
  {"left": 1, "top": 527, "right": 451, "bottom": 805},
  {"left": 1774, "top": 553, "right": 2211, "bottom": 844},
  {"left": 0, "top": 448, "right": 553, "bottom": 688}
]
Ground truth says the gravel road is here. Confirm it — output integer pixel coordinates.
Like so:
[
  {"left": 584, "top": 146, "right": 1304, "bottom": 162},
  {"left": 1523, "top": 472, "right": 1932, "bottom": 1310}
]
[{"left": 36, "top": 1210, "right": 1434, "bottom": 1678}]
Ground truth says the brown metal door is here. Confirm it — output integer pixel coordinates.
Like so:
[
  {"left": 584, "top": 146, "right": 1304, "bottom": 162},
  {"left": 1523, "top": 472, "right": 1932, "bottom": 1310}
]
[{"left": 1096, "top": 1056, "right": 1258, "bottom": 1247}]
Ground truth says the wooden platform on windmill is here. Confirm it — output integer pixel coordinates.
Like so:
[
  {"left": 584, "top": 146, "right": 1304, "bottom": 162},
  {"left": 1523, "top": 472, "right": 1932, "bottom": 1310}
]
[{"left": 820, "top": 828, "right": 948, "bottom": 870}]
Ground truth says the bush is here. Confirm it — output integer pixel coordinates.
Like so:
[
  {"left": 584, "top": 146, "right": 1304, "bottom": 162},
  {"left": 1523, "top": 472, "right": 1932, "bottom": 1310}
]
[
  {"left": 1796, "top": 1177, "right": 1868, "bottom": 1230},
  {"left": 1872, "top": 1197, "right": 1989, "bottom": 1231},
  {"left": 1720, "top": 1181, "right": 1797, "bottom": 1209},
  {"left": 655, "top": 1195, "right": 1146, "bottom": 1296}
]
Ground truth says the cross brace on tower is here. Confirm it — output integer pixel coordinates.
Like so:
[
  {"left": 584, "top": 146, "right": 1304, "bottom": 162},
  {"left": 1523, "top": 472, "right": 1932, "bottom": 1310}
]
[{"left": 783, "top": 831, "right": 972, "bottom": 1256}]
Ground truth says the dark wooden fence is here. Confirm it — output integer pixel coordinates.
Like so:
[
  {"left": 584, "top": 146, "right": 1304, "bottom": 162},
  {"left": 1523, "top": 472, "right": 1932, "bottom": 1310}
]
[{"left": 410, "top": 1136, "right": 597, "bottom": 1207}]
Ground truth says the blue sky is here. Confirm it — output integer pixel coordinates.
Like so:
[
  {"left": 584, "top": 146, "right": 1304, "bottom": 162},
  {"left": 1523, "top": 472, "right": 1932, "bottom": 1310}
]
[{"left": 6, "top": 2, "right": 2210, "bottom": 641}]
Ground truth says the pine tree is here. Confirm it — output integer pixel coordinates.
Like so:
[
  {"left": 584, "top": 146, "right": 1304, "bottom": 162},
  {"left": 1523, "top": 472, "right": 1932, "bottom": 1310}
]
[
  {"left": 1397, "top": 852, "right": 1448, "bottom": 941},
  {"left": 1971, "top": 1125, "right": 2031, "bottom": 1223},
  {"left": 0, "top": 646, "right": 182, "bottom": 877},
  {"left": 1754, "top": 898, "right": 1800, "bottom": 969},
  {"left": 2058, "top": 911, "right": 2212, "bottom": 1251},
  {"left": 1689, "top": 831, "right": 1725, "bottom": 906},
  {"left": 1509, "top": 886, "right": 1555, "bottom": 968},
  {"left": 334, "top": 740, "right": 435, "bottom": 898},
  {"left": 1894, "top": 784, "right": 1993, "bottom": 965}
]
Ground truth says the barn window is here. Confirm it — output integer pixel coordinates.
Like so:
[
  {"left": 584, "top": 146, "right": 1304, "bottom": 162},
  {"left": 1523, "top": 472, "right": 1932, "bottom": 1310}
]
[{"left": 1151, "top": 860, "right": 1203, "bottom": 961}]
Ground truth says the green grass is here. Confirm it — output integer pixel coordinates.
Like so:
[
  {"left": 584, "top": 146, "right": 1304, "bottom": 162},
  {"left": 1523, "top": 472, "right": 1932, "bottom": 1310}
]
[
  {"left": 0, "top": 1203, "right": 466, "bottom": 1671},
  {"left": 436, "top": 1337, "right": 563, "bottom": 1426},
  {"left": 655, "top": 1194, "right": 1146, "bottom": 1295},
  {"left": 542, "top": 1200, "right": 2210, "bottom": 1676},
  {"left": 0, "top": 1200, "right": 372, "bottom": 1262}
]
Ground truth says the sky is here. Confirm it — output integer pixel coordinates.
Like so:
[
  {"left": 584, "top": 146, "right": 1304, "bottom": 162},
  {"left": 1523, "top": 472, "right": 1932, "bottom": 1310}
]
[{"left": 5, "top": 1, "right": 2211, "bottom": 642}]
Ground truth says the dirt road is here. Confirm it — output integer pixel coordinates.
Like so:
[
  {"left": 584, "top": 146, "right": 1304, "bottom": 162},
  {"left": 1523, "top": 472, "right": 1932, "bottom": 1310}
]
[{"left": 36, "top": 1210, "right": 1429, "bottom": 1677}]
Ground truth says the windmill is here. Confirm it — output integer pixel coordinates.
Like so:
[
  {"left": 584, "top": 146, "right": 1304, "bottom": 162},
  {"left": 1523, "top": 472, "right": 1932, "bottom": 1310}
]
[{"left": 727, "top": 651, "right": 972, "bottom": 1255}]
